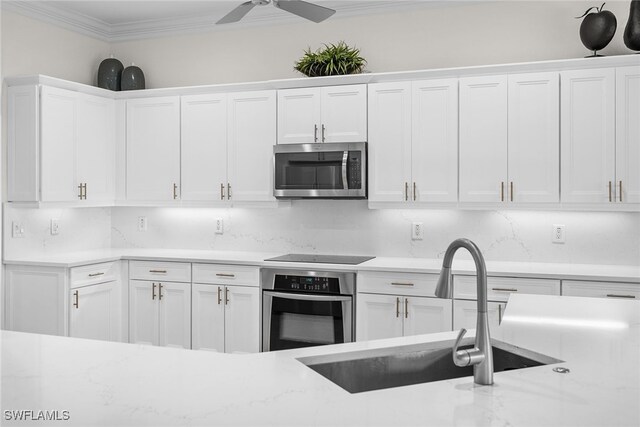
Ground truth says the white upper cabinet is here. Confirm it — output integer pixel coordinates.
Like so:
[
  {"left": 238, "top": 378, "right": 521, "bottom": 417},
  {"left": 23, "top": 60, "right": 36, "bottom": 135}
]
[
  {"left": 181, "top": 94, "right": 228, "bottom": 202},
  {"left": 615, "top": 66, "right": 640, "bottom": 204},
  {"left": 368, "top": 82, "right": 412, "bottom": 203},
  {"left": 40, "top": 86, "right": 78, "bottom": 201},
  {"left": 459, "top": 75, "right": 508, "bottom": 203},
  {"left": 8, "top": 85, "right": 39, "bottom": 201},
  {"left": 507, "top": 72, "right": 559, "bottom": 203},
  {"left": 227, "top": 90, "right": 277, "bottom": 202},
  {"left": 126, "top": 96, "right": 181, "bottom": 201},
  {"left": 277, "top": 84, "right": 367, "bottom": 144},
  {"left": 411, "top": 79, "right": 459, "bottom": 203},
  {"left": 77, "top": 94, "right": 116, "bottom": 202},
  {"left": 561, "top": 68, "right": 616, "bottom": 203}
]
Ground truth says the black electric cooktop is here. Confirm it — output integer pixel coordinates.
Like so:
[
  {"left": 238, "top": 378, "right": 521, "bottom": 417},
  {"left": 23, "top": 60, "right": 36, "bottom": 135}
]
[{"left": 264, "top": 254, "right": 376, "bottom": 265}]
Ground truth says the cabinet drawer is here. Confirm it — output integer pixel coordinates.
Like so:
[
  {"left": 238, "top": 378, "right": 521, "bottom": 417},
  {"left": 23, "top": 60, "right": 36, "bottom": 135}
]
[
  {"left": 453, "top": 275, "right": 560, "bottom": 302},
  {"left": 357, "top": 271, "right": 439, "bottom": 297},
  {"left": 562, "top": 280, "right": 640, "bottom": 300},
  {"left": 129, "top": 261, "right": 191, "bottom": 283},
  {"left": 70, "top": 261, "right": 119, "bottom": 289},
  {"left": 192, "top": 264, "right": 259, "bottom": 287}
]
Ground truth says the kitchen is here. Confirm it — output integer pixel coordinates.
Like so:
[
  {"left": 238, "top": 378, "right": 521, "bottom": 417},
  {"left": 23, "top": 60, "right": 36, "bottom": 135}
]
[{"left": 1, "top": 1, "right": 639, "bottom": 425}]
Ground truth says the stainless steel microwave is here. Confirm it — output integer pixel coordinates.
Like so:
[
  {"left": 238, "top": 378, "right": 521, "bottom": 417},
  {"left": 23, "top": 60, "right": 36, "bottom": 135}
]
[{"left": 273, "top": 142, "right": 367, "bottom": 199}]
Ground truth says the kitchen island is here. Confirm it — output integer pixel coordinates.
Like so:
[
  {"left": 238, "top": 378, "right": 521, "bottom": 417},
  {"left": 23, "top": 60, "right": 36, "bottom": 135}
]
[{"left": 2, "top": 294, "right": 639, "bottom": 426}]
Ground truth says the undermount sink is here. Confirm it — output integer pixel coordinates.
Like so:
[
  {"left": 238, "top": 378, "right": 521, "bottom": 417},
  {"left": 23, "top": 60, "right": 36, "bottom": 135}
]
[{"left": 298, "top": 338, "right": 562, "bottom": 394}]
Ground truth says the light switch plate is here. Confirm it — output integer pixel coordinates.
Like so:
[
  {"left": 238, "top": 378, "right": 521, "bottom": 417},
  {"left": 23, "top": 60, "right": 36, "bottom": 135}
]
[
  {"left": 12, "top": 222, "right": 25, "bottom": 238},
  {"left": 137, "top": 216, "right": 147, "bottom": 232},
  {"left": 215, "top": 218, "right": 224, "bottom": 234},
  {"left": 411, "top": 222, "right": 424, "bottom": 240}
]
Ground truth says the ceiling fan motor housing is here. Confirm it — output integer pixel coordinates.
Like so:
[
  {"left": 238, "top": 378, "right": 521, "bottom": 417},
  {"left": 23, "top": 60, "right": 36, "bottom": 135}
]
[{"left": 252, "top": 0, "right": 271, "bottom": 5}]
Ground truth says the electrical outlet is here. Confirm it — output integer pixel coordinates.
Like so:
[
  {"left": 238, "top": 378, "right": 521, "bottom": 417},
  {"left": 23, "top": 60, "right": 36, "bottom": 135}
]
[
  {"left": 411, "top": 222, "right": 424, "bottom": 240},
  {"left": 215, "top": 218, "right": 224, "bottom": 235},
  {"left": 50, "top": 219, "right": 60, "bottom": 235},
  {"left": 137, "top": 216, "right": 147, "bottom": 232},
  {"left": 12, "top": 222, "right": 25, "bottom": 238},
  {"left": 552, "top": 224, "right": 565, "bottom": 244}
]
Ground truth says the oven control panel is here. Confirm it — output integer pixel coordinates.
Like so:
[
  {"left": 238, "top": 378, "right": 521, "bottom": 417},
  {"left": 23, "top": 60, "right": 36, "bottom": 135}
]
[{"left": 273, "top": 275, "right": 341, "bottom": 294}]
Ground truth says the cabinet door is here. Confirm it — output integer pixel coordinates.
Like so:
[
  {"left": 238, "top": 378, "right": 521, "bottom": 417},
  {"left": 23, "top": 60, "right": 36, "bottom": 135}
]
[
  {"left": 224, "top": 285, "right": 260, "bottom": 354},
  {"left": 69, "top": 282, "right": 117, "bottom": 341},
  {"left": 181, "top": 94, "right": 228, "bottom": 201},
  {"left": 126, "top": 96, "right": 181, "bottom": 201},
  {"left": 40, "top": 86, "right": 78, "bottom": 202},
  {"left": 562, "top": 280, "right": 640, "bottom": 300},
  {"left": 8, "top": 85, "right": 39, "bottom": 201},
  {"left": 129, "top": 280, "right": 159, "bottom": 346},
  {"left": 616, "top": 66, "right": 640, "bottom": 204},
  {"left": 412, "top": 79, "right": 458, "bottom": 202},
  {"left": 192, "top": 284, "right": 225, "bottom": 352},
  {"left": 277, "top": 88, "right": 321, "bottom": 144},
  {"left": 403, "top": 296, "right": 452, "bottom": 336},
  {"left": 356, "top": 293, "right": 403, "bottom": 341},
  {"left": 321, "top": 85, "right": 367, "bottom": 143},
  {"left": 367, "top": 82, "right": 412, "bottom": 202},
  {"left": 77, "top": 93, "right": 115, "bottom": 201},
  {"left": 227, "top": 91, "right": 276, "bottom": 202},
  {"left": 453, "top": 300, "right": 505, "bottom": 331},
  {"left": 508, "top": 72, "right": 559, "bottom": 203},
  {"left": 158, "top": 282, "right": 191, "bottom": 349},
  {"left": 459, "top": 76, "right": 508, "bottom": 203},
  {"left": 561, "top": 68, "right": 615, "bottom": 203}
]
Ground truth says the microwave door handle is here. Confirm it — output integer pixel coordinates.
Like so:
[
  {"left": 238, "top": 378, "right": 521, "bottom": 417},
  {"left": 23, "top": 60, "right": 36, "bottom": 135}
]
[
  {"left": 342, "top": 151, "right": 349, "bottom": 190},
  {"left": 264, "top": 291, "right": 352, "bottom": 302}
]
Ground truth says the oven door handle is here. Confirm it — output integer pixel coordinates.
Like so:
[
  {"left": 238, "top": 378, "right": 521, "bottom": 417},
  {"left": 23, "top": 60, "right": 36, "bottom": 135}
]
[
  {"left": 342, "top": 151, "right": 349, "bottom": 190},
  {"left": 264, "top": 291, "right": 352, "bottom": 302}
]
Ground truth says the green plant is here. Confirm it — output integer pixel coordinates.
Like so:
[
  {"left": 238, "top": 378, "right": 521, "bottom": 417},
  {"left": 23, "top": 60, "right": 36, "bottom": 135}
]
[{"left": 294, "top": 42, "right": 367, "bottom": 77}]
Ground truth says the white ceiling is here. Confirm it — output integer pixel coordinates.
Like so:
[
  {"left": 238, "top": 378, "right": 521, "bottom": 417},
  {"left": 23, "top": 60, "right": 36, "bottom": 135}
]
[{"left": 2, "top": 1, "right": 450, "bottom": 42}]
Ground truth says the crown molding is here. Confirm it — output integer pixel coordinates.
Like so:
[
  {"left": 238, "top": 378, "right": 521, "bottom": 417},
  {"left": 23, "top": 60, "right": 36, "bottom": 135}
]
[{"left": 2, "top": 1, "right": 450, "bottom": 43}]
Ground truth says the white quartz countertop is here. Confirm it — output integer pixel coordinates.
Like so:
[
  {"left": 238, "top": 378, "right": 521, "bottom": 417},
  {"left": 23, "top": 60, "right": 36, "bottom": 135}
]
[
  {"left": 2, "top": 294, "right": 639, "bottom": 426},
  {"left": 4, "top": 248, "right": 639, "bottom": 282}
]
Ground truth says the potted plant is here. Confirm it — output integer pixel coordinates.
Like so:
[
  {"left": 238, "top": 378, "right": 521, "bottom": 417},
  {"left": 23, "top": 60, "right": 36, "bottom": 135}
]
[{"left": 294, "top": 42, "right": 367, "bottom": 77}]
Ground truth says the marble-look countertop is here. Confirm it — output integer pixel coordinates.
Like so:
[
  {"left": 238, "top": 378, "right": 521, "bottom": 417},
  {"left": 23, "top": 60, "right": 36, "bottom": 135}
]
[
  {"left": 2, "top": 294, "right": 639, "bottom": 426},
  {"left": 4, "top": 248, "right": 640, "bottom": 283}
]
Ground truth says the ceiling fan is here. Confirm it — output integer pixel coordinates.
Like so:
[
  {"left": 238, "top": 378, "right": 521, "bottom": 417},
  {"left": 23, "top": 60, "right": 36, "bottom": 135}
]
[{"left": 216, "top": 0, "right": 336, "bottom": 25}]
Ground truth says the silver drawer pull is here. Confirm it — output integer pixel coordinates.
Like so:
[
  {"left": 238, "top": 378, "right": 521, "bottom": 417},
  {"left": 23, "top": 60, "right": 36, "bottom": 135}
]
[
  {"left": 606, "top": 294, "right": 636, "bottom": 299},
  {"left": 216, "top": 273, "right": 235, "bottom": 278},
  {"left": 492, "top": 287, "right": 518, "bottom": 292},
  {"left": 88, "top": 272, "right": 104, "bottom": 277},
  {"left": 149, "top": 269, "right": 167, "bottom": 274},
  {"left": 391, "top": 282, "right": 414, "bottom": 287}
]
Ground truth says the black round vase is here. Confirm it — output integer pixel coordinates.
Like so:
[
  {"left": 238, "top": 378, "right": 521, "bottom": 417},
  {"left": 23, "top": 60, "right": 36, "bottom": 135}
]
[
  {"left": 97, "top": 57, "right": 123, "bottom": 91},
  {"left": 121, "top": 64, "right": 146, "bottom": 91},
  {"left": 579, "top": 10, "right": 617, "bottom": 56},
  {"left": 624, "top": 0, "right": 640, "bottom": 52}
]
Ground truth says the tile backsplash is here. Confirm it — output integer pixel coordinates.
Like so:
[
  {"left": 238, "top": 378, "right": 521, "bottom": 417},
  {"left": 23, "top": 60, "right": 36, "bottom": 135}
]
[{"left": 4, "top": 202, "right": 637, "bottom": 266}]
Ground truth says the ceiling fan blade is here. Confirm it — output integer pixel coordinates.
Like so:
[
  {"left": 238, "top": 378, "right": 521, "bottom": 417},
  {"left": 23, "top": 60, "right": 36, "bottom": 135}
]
[
  {"left": 274, "top": 0, "right": 336, "bottom": 23},
  {"left": 216, "top": 1, "right": 257, "bottom": 25}
]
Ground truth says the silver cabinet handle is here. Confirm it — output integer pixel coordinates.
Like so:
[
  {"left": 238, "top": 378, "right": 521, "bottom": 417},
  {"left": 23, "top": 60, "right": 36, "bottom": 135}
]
[
  {"left": 413, "top": 182, "right": 416, "bottom": 201},
  {"left": 404, "top": 182, "right": 408, "bottom": 201},
  {"left": 73, "top": 290, "right": 79, "bottom": 309},
  {"left": 216, "top": 273, "right": 235, "bottom": 278},
  {"left": 314, "top": 124, "right": 318, "bottom": 142},
  {"left": 78, "top": 183, "right": 83, "bottom": 200},
  {"left": 152, "top": 283, "right": 156, "bottom": 300},
  {"left": 88, "top": 272, "right": 104, "bottom": 277},
  {"left": 227, "top": 183, "right": 232, "bottom": 200},
  {"left": 224, "top": 287, "right": 229, "bottom": 305},
  {"left": 491, "top": 287, "right": 518, "bottom": 292},
  {"left": 77, "top": 183, "right": 86, "bottom": 200},
  {"left": 498, "top": 304, "right": 503, "bottom": 324},
  {"left": 405, "top": 298, "right": 408, "bottom": 319},
  {"left": 341, "top": 151, "right": 349, "bottom": 190},
  {"left": 149, "top": 269, "right": 167, "bottom": 274},
  {"left": 619, "top": 181, "right": 623, "bottom": 202},
  {"left": 321, "top": 124, "right": 326, "bottom": 142},
  {"left": 501, "top": 182, "right": 505, "bottom": 202},
  {"left": 220, "top": 183, "right": 225, "bottom": 200},
  {"left": 510, "top": 181, "right": 513, "bottom": 202},
  {"left": 609, "top": 181, "right": 612, "bottom": 202},
  {"left": 84, "top": 183, "right": 87, "bottom": 200},
  {"left": 173, "top": 183, "right": 178, "bottom": 200},
  {"left": 158, "top": 283, "right": 163, "bottom": 301},
  {"left": 391, "top": 282, "right": 414, "bottom": 287},
  {"left": 217, "top": 286, "right": 222, "bottom": 305},
  {"left": 606, "top": 294, "right": 636, "bottom": 299},
  {"left": 396, "top": 297, "right": 400, "bottom": 318}
]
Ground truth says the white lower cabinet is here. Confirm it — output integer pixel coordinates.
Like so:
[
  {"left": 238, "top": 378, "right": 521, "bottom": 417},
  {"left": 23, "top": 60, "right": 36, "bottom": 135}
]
[
  {"left": 129, "top": 280, "right": 191, "bottom": 349},
  {"left": 562, "top": 280, "right": 640, "bottom": 300},
  {"left": 356, "top": 293, "right": 452, "bottom": 341},
  {"left": 192, "top": 284, "right": 259, "bottom": 353},
  {"left": 69, "top": 281, "right": 118, "bottom": 341},
  {"left": 453, "top": 300, "right": 506, "bottom": 331}
]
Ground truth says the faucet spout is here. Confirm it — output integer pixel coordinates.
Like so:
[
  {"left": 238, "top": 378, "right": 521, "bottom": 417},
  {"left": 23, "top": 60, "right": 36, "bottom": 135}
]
[{"left": 435, "top": 238, "right": 493, "bottom": 385}]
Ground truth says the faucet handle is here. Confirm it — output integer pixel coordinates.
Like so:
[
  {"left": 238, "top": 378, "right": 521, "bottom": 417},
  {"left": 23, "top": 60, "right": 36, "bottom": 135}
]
[{"left": 452, "top": 328, "right": 472, "bottom": 367}]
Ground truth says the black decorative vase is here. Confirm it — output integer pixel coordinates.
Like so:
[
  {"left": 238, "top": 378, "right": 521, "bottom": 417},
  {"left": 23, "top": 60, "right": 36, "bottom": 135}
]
[
  {"left": 577, "top": 4, "right": 617, "bottom": 57},
  {"left": 624, "top": 0, "right": 640, "bottom": 52},
  {"left": 121, "top": 64, "right": 146, "bottom": 91},
  {"left": 97, "top": 56, "right": 123, "bottom": 91}
]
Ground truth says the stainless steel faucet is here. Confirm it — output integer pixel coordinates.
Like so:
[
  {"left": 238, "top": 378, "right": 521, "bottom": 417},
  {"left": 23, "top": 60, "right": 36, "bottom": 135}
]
[{"left": 435, "top": 238, "right": 494, "bottom": 385}]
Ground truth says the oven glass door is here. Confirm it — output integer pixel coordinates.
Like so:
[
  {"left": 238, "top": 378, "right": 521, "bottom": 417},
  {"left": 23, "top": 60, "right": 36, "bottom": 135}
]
[{"left": 263, "top": 291, "right": 352, "bottom": 351}]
